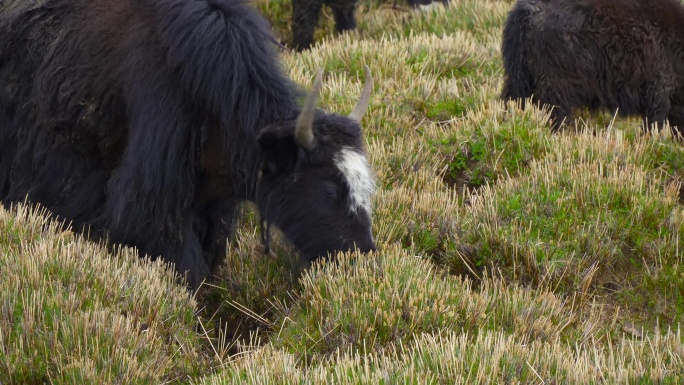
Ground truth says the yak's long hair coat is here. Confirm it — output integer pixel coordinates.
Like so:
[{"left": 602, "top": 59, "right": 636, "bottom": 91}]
[
  {"left": 501, "top": 0, "right": 684, "bottom": 132},
  {"left": 0, "top": 0, "right": 376, "bottom": 290}
]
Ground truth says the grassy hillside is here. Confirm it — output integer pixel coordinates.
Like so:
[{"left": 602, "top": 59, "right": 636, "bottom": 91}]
[{"left": 2, "top": 0, "right": 684, "bottom": 383}]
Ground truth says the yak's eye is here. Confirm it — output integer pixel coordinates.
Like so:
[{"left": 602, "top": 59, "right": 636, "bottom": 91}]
[{"left": 323, "top": 183, "right": 339, "bottom": 198}]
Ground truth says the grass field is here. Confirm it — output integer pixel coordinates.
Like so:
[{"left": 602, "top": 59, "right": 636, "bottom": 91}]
[{"left": 2, "top": 0, "right": 684, "bottom": 383}]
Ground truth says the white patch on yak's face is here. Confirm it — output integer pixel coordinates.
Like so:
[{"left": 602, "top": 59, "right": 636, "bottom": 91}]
[{"left": 334, "top": 147, "right": 375, "bottom": 215}]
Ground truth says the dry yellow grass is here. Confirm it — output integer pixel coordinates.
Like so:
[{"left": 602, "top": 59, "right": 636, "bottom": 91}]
[
  {"left": 198, "top": 327, "right": 683, "bottom": 384},
  {"left": 0, "top": 204, "right": 205, "bottom": 383}
]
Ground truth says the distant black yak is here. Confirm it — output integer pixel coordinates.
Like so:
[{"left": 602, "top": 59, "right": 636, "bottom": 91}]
[
  {"left": 0, "top": 0, "right": 377, "bottom": 291},
  {"left": 501, "top": 0, "right": 684, "bottom": 133},
  {"left": 291, "top": 0, "right": 448, "bottom": 51},
  {"left": 292, "top": 0, "right": 359, "bottom": 51}
]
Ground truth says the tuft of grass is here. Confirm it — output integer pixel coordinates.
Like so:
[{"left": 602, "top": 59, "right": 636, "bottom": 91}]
[
  {"left": 197, "top": 325, "right": 684, "bottom": 384},
  {"left": 0, "top": 204, "right": 206, "bottom": 384},
  {"left": 429, "top": 100, "right": 552, "bottom": 190},
  {"left": 267, "top": 245, "right": 585, "bottom": 362}
]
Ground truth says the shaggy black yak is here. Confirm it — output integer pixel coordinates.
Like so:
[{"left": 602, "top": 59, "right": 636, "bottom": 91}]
[
  {"left": 291, "top": 0, "right": 449, "bottom": 51},
  {"left": 501, "top": 0, "right": 684, "bottom": 133},
  {"left": 0, "top": 0, "right": 377, "bottom": 291}
]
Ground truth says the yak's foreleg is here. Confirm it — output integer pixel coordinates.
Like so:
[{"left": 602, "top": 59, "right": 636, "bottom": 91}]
[
  {"left": 667, "top": 90, "right": 684, "bottom": 139},
  {"left": 642, "top": 103, "right": 669, "bottom": 134},
  {"left": 548, "top": 105, "right": 570, "bottom": 132},
  {"left": 0, "top": 113, "right": 15, "bottom": 201},
  {"left": 331, "top": 5, "right": 356, "bottom": 32},
  {"left": 641, "top": 77, "right": 672, "bottom": 133},
  {"left": 104, "top": 50, "right": 206, "bottom": 290},
  {"left": 667, "top": 106, "right": 684, "bottom": 139},
  {"left": 534, "top": 92, "right": 570, "bottom": 132},
  {"left": 193, "top": 199, "right": 239, "bottom": 274}
]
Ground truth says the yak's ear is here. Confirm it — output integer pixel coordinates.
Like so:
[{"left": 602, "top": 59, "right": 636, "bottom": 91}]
[{"left": 257, "top": 130, "right": 300, "bottom": 176}]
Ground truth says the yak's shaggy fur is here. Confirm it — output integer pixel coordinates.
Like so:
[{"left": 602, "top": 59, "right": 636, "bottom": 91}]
[
  {"left": 501, "top": 0, "right": 684, "bottom": 132},
  {"left": 0, "top": 0, "right": 376, "bottom": 290}
]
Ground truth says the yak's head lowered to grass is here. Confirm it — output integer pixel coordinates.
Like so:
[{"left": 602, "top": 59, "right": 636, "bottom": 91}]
[{"left": 255, "top": 66, "right": 377, "bottom": 265}]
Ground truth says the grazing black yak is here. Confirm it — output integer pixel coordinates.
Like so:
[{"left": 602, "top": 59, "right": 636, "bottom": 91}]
[
  {"left": 0, "top": 0, "right": 377, "bottom": 291},
  {"left": 501, "top": 0, "right": 684, "bottom": 133}
]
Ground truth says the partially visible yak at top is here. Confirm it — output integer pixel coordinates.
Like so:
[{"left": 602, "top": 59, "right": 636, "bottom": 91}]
[
  {"left": 292, "top": 0, "right": 359, "bottom": 51},
  {"left": 405, "top": 0, "right": 449, "bottom": 10},
  {"left": 501, "top": 0, "right": 684, "bottom": 133},
  {"left": 0, "top": 0, "right": 377, "bottom": 291},
  {"left": 291, "top": 0, "right": 449, "bottom": 51}
]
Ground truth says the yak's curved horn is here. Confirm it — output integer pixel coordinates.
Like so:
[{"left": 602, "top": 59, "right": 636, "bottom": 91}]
[
  {"left": 348, "top": 65, "right": 373, "bottom": 123},
  {"left": 294, "top": 68, "right": 323, "bottom": 151}
]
